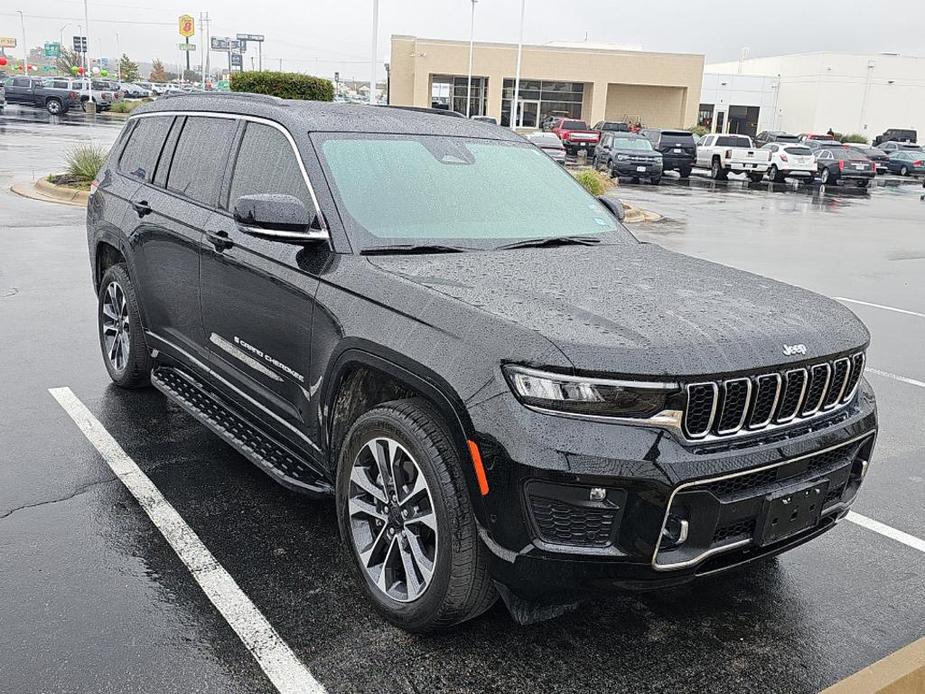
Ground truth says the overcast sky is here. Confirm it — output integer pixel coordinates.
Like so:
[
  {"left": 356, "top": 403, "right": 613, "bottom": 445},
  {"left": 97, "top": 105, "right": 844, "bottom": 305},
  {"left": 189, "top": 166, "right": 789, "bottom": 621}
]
[{"left": 3, "top": 0, "right": 924, "bottom": 78}]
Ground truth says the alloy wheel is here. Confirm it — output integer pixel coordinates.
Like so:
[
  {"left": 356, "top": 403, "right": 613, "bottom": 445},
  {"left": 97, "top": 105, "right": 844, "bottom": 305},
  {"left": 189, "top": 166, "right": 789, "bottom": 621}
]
[
  {"left": 348, "top": 437, "right": 438, "bottom": 603},
  {"left": 101, "top": 281, "right": 130, "bottom": 371}
]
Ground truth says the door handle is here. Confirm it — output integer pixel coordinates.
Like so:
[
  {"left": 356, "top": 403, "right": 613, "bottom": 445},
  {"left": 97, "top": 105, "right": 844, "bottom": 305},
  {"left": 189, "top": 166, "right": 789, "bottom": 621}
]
[
  {"left": 207, "top": 230, "right": 233, "bottom": 252},
  {"left": 131, "top": 200, "right": 152, "bottom": 218}
]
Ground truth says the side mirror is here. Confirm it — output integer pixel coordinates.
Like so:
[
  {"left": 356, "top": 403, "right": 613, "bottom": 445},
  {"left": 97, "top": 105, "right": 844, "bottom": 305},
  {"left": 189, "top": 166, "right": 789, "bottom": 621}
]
[
  {"left": 597, "top": 195, "right": 625, "bottom": 223},
  {"left": 233, "top": 194, "right": 328, "bottom": 243}
]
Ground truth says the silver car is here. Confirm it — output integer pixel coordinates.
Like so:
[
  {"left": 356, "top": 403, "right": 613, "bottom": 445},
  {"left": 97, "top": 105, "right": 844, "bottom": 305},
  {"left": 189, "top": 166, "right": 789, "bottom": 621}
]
[{"left": 527, "top": 131, "right": 566, "bottom": 164}]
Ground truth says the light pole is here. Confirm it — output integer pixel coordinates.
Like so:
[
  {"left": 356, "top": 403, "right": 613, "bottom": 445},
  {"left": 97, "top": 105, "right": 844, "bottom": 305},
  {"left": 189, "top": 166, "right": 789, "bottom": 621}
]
[
  {"left": 466, "top": 0, "right": 477, "bottom": 117},
  {"left": 17, "top": 10, "right": 27, "bottom": 74},
  {"left": 83, "top": 0, "right": 93, "bottom": 107},
  {"left": 369, "top": 0, "right": 379, "bottom": 105},
  {"left": 511, "top": 0, "right": 526, "bottom": 128},
  {"left": 115, "top": 32, "right": 120, "bottom": 80},
  {"left": 59, "top": 24, "right": 71, "bottom": 49}
]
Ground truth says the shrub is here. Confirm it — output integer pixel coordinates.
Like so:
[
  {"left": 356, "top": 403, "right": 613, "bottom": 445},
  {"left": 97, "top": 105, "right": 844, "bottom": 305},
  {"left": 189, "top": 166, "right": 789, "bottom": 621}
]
[
  {"left": 572, "top": 169, "right": 613, "bottom": 196},
  {"left": 688, "top": 124, "right": 709, "bottom": 137},
  {"left": 64, "top": 143, "right": 108, "bottom": 184},
  {"left": 230, "top": 71, "right": 334, "bottom": 101},
  {"left": 110, "top": 100, "right": 141, "bottom": 113},
  {"left": 840, "top": 133, "right": 868, "bottom": 144}
]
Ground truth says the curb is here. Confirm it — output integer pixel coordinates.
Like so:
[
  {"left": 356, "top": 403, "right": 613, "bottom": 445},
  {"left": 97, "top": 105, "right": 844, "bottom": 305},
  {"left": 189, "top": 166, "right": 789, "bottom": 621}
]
[
  {"left": 10, "top": 178, "right": 89, "bottom": 207},
  {"left": 822, "top": 637, "right": 925, "bottom": 694},
  {"left": 623, "top": 203, "right": 662, "bottom": 224}
]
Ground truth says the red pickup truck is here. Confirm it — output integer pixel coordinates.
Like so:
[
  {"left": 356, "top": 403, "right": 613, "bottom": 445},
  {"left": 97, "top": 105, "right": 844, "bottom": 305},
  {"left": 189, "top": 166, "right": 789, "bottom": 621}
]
[{"left": 550, "top": 118, "right": 600, "bottom": 156}]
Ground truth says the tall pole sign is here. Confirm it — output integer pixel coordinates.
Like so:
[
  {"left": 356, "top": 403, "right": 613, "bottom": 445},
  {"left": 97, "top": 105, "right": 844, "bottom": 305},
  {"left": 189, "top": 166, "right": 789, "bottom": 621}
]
[
  {"left": 236, "top": 34, "right": 264, "bottom": 71},
  {"left": 178, "top": 14, "right": 195, "bottom": 76}
]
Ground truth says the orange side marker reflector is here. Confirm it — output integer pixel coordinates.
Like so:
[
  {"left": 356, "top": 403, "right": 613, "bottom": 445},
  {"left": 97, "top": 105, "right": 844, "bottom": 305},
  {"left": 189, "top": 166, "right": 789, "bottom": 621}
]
[{"left": 467, "top": 440, "right": 490, "bottom": 496}]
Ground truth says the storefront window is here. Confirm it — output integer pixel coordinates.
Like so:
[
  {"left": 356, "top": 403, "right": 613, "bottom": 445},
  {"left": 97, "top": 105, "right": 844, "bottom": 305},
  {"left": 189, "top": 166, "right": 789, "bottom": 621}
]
[
  {"left": 698, "top": 103, "right": 714, "bottom": 130},
  {"left": 500, "top": 79, "right": 584, "bottom": 127}
]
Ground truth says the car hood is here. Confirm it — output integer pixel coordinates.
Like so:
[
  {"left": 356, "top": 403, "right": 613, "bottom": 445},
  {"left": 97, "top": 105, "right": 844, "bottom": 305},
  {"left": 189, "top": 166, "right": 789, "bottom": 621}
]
[{"left": 366, "top": 243, "right": 869, "bottom": 377}]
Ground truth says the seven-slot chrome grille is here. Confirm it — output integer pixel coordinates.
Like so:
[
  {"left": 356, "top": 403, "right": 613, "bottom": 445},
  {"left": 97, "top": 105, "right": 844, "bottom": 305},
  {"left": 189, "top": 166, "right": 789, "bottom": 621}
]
[{"left": 682, "top": 353, "right": 865, "bottom": 439}]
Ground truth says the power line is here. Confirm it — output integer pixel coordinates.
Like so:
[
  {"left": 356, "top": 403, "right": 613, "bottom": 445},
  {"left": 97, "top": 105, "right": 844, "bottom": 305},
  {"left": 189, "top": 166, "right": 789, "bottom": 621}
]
[{"left": 0, "top": 11, "right": 175, "bottom": 26}]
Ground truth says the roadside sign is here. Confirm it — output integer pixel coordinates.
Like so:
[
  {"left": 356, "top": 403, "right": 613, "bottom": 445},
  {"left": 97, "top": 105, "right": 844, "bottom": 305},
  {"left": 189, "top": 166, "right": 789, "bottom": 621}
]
[
  {"left": 73, "top": 35, "right": 88, "bottom": 53},
  {"left": 230, "top": 53, "right": 242, "bottom": 67},
  {"left": 43, "top": 41, "right": 61, "bottom": 58},
  {"left": 178, "top": 43, "right": 197, "bottom": 51},
  {"left": 0, "top": 36, "right": 18, "bottom": 49},
  {"left": 210, "top": 37, "right": 239, "bottom": 51},
  {"left": 236, "top": 33, "right": 264, "bottom": 42},
  {"left": 179, "top": 15, "right": 195, "bottom": 38}
]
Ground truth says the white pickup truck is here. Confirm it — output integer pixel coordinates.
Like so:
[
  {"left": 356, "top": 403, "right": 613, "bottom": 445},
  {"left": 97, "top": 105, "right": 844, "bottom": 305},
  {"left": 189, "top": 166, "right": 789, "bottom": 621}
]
[{"left": 696, "top": 133, "right": 771, "bottom": 182}]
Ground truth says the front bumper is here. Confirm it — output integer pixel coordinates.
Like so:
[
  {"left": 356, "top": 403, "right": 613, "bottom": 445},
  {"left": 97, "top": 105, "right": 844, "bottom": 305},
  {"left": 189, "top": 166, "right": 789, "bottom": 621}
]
[
  {"left": 469, "top": 379, "right": 877, "bottom": 601},
  {"left": 612, "top": 160, "right": 662, "bottom": 176}
]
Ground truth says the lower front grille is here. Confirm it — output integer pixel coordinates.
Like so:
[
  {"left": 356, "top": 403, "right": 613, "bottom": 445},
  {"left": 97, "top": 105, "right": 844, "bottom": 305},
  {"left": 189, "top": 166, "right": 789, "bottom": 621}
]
[{"left": 529, "top": 496, "right": 617, "bottom": 547}]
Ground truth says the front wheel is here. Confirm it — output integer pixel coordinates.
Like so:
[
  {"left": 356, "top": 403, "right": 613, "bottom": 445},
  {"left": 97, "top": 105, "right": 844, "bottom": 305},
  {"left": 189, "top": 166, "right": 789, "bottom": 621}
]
[
  {"left": 711, "top": 159, "right": 727, "bottom": 180},
  {"left": 770, "top": 165, "right": 785, "bottom": 183},
  {"left": 46, "top": 98, "right": 62, "bottom": 115},
  {"left": 337, "top": 399, "right": 496, "bottom": 632},
  {"left": 98, "top": 264, "right": 152, "bottom": 388}
]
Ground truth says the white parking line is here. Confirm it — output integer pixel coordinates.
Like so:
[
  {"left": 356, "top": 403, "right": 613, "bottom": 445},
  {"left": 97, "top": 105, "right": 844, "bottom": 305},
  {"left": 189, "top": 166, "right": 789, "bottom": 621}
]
[
  {"left": 48, "top": 387, "right": 326, "bottom": 694},
  {"left": 834, "top": 297, "right": 925, "bottom": 319},
  {"left": 866, "top": 368, "right": 925, "bottom": 389},
  {"left": 846, "top": 512, "right": 925, "bottom": 554}
]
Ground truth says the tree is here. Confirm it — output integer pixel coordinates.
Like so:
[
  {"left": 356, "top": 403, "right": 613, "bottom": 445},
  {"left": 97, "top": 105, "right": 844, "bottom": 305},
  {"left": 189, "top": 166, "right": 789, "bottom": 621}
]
[
  {"left": 119, "top": 54, "right": 139, "bottom": 82},
  {"left": 149, "top": 58, "right": 168, "bottom": 82},
  {"left": 56, "top": 47, "right": 82, "bottom": 74}
]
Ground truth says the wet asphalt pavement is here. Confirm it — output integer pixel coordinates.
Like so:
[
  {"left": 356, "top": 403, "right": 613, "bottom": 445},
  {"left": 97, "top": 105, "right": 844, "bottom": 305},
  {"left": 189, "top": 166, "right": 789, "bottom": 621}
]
[{"left": 1, "top": 105, "right": 924, "bottom": 693}]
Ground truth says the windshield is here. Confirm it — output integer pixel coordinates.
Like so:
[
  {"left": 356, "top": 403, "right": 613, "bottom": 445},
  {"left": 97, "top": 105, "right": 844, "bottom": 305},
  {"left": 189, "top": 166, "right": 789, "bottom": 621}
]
[
  {"left": 660, "top": 132, "right": 695, "bottom": 146},
  {"left": 529, "top": 133, "right": 562, "bottom": 147},
  {"left": 613, "top": 137, "right": 654, "bottom": 151},
  {"left": 783, "top": 146, "right": 813, "bottom": 156},
  {"left": 316, "top": 135, "right": 625, "bottom": 251}
]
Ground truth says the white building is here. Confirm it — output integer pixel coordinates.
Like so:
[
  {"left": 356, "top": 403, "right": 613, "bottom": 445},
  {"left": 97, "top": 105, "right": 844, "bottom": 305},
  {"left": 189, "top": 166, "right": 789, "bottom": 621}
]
[
  {"left": 698, "top": 73, "right": 780, "bottom": 136},
  {"left": 705, "top": 52, "right": 925, "bottom": 140}
]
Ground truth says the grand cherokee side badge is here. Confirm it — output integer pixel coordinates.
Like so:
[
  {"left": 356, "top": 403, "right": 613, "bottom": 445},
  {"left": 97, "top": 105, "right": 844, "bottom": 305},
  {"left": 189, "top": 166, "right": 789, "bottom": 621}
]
[{"left": 783, "top": 344, "right": 807, "bottom": 356}]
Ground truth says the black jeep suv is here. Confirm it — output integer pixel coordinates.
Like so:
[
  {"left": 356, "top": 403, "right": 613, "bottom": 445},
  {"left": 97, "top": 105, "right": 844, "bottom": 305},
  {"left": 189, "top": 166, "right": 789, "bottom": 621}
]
[{"left": 87, "top": 93, "right": 877, "bottom": 632}]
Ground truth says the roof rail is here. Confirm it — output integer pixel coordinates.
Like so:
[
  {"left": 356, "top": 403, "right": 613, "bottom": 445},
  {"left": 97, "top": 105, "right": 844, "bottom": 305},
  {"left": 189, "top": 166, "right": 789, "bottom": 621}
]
[
  {"left": 159, "top": 90, "right": 283, "bottom": 105},
  {"left": 379, "top": 105, "right": 467, "bottom": 119}
]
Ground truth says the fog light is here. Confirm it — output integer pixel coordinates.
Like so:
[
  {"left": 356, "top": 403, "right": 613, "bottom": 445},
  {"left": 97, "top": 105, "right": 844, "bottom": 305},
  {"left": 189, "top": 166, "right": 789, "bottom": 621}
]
[
  {"left": 662, "top": 515, "right": 689, "bottom": 547},
  {"left": 858, "top": 459, "right": 869, "bottom": 480},
  {"left": 589, "top": 487, "right": 607, "bottom": 502}
]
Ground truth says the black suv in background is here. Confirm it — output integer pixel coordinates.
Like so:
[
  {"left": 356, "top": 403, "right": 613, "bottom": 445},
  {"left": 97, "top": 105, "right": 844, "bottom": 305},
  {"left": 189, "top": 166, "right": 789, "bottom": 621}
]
[
  {"left": 593, "top": 132, "right": 663, "bottom": 183},
  {"left": 640, "top": 128, "right": 696, "bottom": 177},
  {"left": 87, "top": 94, "right": 877, "bottom": 632},
  {"left": 755, "top": 131, "right": 801, "bottom": 148},
  {"left": 873, "top": 128, "right": 916, "bottom": 147}
]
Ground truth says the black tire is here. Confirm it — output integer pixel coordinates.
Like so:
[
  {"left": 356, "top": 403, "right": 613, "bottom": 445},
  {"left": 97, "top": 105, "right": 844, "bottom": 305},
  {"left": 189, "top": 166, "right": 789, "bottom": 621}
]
[
  {"left": 679, "top": 166, "right": 692, "bottom": 179},
  {"left": 336, "top": 399, "right": 496, "bottom": 632},
  {"left": 650, "top": 175, "right": 661, "bottom": 185},
  {"left": 711, "top": 158, "right": 727, "bottom": 180},
  {"left": 770, "top": 165, "right": 785, "bottom": 183},
  {"left": 900, "top": 165, "right": 909, "bottom": 176},
  {"left": 97, "top": 263, "right": 152, "bottom": 388},
  {"left": 607, "top": 159, "right": 616, "bottom": 178},
  {"left": 80, "top": 98, "right": 89, "bottom": 112},
  {"left": 856, "top": 178, "right": 870, "bottom": 188},
  {"left": 820, "top": 167, "right": 833, "bottom": 185},
  {"left": 46, "top": 98, "right": 63, "bottom": 115},
  {"left": 748, "top": 172, "right": 765, "bottom": 183}
]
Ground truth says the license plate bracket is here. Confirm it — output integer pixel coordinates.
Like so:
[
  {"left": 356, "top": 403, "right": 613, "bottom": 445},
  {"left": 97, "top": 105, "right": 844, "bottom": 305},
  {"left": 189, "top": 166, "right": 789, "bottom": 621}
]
[{"left": 754, "top": 480, "right": 828, "bottom": 546}]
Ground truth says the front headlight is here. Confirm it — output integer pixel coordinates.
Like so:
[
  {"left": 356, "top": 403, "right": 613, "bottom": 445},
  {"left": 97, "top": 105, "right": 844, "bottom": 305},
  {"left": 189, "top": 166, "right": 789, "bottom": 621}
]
[{"left": 503, "top": 365, "right": 678, "bottom": 418}]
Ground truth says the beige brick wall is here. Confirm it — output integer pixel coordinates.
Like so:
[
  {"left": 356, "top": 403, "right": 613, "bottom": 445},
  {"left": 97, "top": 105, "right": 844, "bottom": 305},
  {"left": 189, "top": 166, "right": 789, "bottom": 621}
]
[
  {"left": 605, "top": 84, "right": 689, "bottom": 128},
  {"left": 389, "top": 35, "right": 703, "bottom": 128}
]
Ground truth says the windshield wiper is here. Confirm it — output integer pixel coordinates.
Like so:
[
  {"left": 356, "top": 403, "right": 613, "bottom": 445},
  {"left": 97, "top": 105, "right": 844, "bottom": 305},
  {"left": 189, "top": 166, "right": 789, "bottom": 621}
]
[
  {"left": 360, "top": 243, "right": 470, "bottom": 255},
  {"left": 495, "top": 236, "right": 603, "bottom": 250}
]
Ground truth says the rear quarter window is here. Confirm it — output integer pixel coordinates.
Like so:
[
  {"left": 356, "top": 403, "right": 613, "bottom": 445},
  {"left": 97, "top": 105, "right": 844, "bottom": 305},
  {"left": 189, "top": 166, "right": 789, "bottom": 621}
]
[{"left": 119, "top": 116, "right": 174, "bottom": 182}]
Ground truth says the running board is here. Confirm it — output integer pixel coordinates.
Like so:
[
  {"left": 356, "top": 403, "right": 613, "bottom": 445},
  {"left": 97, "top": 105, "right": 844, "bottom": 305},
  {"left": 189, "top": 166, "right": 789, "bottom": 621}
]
[{"left": 151, "top": 365, "right": 332, "bottom": 497}]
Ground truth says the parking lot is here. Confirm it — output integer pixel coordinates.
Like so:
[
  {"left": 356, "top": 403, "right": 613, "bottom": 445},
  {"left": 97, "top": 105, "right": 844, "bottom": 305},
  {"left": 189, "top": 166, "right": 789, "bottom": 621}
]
[{"left": 1, "top": 105, "right": 923, "bottom": 693}]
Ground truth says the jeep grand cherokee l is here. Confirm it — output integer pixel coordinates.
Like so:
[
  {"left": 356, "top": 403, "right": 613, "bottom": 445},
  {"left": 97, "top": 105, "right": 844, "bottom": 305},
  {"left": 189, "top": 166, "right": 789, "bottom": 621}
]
[{"left": 87, "top": 94, "right": 877, "bottom": 632}]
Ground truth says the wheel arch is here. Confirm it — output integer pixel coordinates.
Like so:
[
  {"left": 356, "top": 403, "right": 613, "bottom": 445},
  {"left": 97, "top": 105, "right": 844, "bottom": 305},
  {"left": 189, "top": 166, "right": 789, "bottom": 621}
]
[{"left": 93, "top": 236, "right": 129, "bottom": 293}]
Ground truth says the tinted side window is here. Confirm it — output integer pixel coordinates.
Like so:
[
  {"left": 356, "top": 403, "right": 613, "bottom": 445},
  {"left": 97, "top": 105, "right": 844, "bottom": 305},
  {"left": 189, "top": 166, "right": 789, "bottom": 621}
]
[
  {"left": 119, "top": 116, "right": 173, "bottom": 182},
  {"left": 166, "top": 116, "right": 237, "bottom": 206},
  {"left": 227, "top": 122, "right": 312, "bottom": 210}
]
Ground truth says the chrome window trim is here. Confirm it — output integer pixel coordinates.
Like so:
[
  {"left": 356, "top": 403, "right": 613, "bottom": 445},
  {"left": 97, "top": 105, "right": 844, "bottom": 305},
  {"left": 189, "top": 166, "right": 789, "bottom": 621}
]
[
  {"left": 715, "top": 377, "right": 752, "bottom": 435},
  {"left": 128, "top": 110, "right": 328, "bottom": 237},
  {"left": 801, "top": 363, "right": 831, "bottom": 417},
  {"left": 823, "top": 357, "right": 851, "bottom": 410},
  {"left": 746, "top": 373, "right": 782, "bottom": 430},
  {"left": 682, "top": 382, "right": 719, "bottom": 439},
  {"left": 651, "top": 430, "right": 876, "bottom": 571},
  {"left": 775, "top": 368, "right": 809, "bottom": 424}
]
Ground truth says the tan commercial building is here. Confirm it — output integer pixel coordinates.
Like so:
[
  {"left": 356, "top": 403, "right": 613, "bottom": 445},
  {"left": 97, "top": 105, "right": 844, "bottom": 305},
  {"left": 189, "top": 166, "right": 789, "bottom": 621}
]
[{"left": 389, "top": 35, "right": 704, "bottom": 129}]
